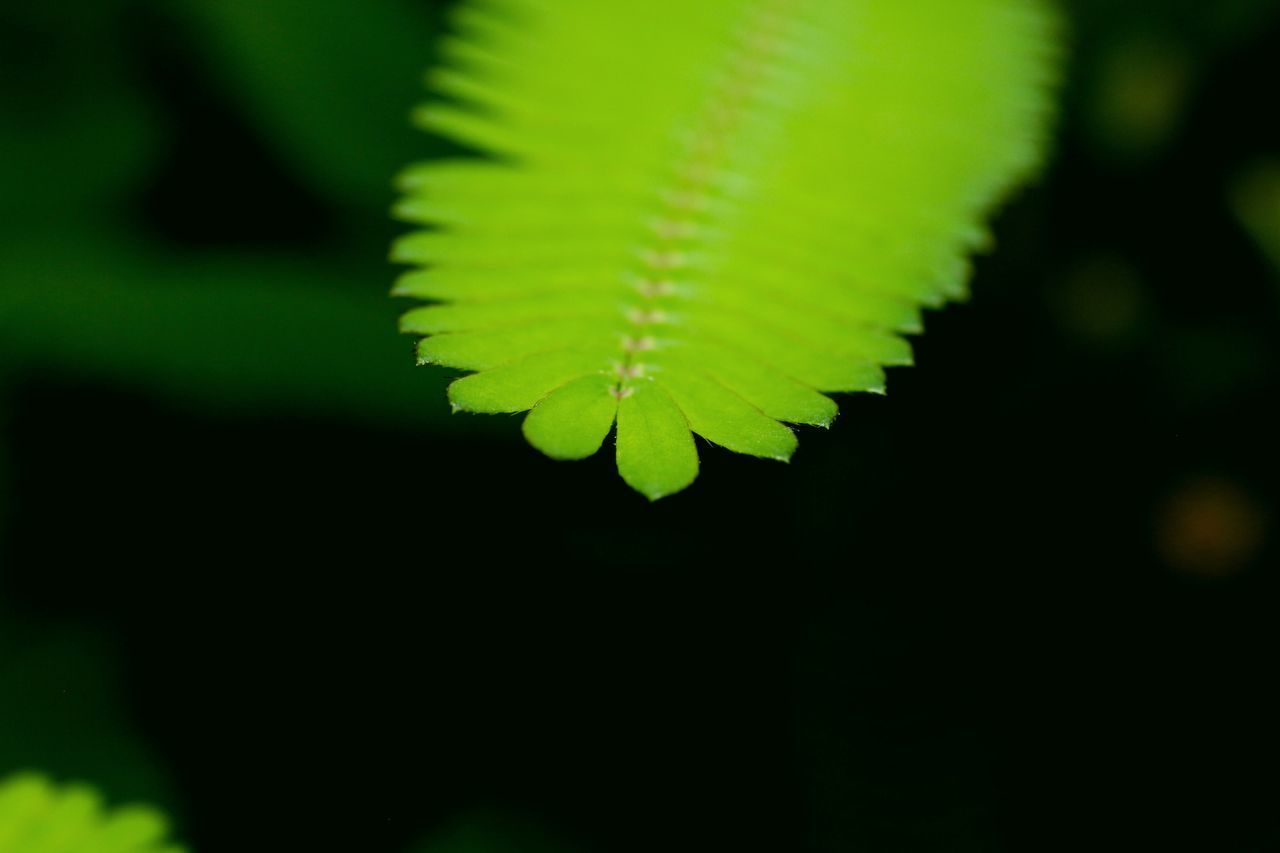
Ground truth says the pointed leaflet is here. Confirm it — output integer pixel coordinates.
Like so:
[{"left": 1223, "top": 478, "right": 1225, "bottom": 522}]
[{"left": 394, "top": 0, "right": 1060, "bottom": 499}]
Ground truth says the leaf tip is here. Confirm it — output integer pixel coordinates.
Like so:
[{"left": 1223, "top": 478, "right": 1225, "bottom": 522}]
[
  {"left": 639, "top": 485, "right": 682, "bottom": 502},
  {"left": 414, "top": 339, "right": 436, "bottom": 366},
  {"left": 770, "top": 433, "right": 799, "bottom": 464}
]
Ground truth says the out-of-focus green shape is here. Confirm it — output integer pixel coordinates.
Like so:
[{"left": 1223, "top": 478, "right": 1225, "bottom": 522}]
[
  {"left": 1052, "top": 254, "right": 1150, "bottom": 347},
  {"left": 0, "top": 0, "right": 160, "bottom": 222},
  {"left": 0, "top": 619, "right": 175, "bottom": 812},
  {"left": 0, "top": 232, "right": 467, "bottom": 428},
  {"left": 0, "top": 773, "right": 183, "bottom": 853},
  {"left": 1233, "top": 162, "right": 1280, "bottom": 282},
  {"left": 172, "top": 0, "right": 438, "bottom": 212},
  {"left": 395, "top": 0, "right": 1061, "bottom": 499},
  {"left": 410, "top": 812, "right": 571, "bottom": 853}
]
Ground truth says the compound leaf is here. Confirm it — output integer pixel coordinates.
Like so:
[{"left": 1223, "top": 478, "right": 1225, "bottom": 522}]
[{"left": 395, "top": 0, "right": 1061, "bottom": 499}]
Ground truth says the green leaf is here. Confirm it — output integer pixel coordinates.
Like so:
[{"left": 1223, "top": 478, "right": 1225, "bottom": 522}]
[
  {"left": 522, "top": 374, "right": 619, "bottom": 460},
  {"left": 396, "top": 0, "right": 1061, "bottom": 499},
  {"left": 616, "top": 382, "right": 699, "bottom": 502},
  {"left": 0, "top": 774, "right": 183, "bottom": 853}
]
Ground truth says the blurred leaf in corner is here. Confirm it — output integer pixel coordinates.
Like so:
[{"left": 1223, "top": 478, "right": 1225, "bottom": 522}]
[
  {"left": 0, "top": 773, "right": 184, "bottom": 853},
  {"left": 171, "top": 0, "right": 443, "bottom": 214},
  {"left": 0, "top": 0, "right": 470, "bottom": 433}
]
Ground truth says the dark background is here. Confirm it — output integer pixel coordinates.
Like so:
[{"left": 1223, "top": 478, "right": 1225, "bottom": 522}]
[{"left": 2, "top": 1, "right": 1278, "bottom": 850}]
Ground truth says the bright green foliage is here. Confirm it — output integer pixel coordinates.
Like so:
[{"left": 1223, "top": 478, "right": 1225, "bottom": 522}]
[
  {"left": 395, "top": 0, "right": 1060, "bottom": 499},
  {"left": 0, "top": 774, "right": 183, "bottom": 853}
]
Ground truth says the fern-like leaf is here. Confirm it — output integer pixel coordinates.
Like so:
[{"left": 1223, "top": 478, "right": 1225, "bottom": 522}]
[
  {"left": 394, "top": 0, "right": 1060, "bottom": 499},
  {"left": 0, "top": 774, "right": 183, "bottom": 853}
]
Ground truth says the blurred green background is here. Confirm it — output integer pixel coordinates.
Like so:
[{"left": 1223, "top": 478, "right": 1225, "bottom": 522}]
[{"left": 1, "top": 1, "right": 1279, "bottom": 850}]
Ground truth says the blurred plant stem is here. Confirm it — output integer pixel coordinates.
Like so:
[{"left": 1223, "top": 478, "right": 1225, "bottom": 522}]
[{"left": 0, "top": 227, "right": 491, "bottom": 431}]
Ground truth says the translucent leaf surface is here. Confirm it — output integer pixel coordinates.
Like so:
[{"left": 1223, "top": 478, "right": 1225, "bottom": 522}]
[{"left": 396, "top": 0, "right": 1062, "bottom": 499}]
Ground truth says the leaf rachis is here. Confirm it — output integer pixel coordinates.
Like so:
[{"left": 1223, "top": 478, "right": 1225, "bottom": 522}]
[{"left": 394, "top": 0, "right": 1061, "bottom": 499}]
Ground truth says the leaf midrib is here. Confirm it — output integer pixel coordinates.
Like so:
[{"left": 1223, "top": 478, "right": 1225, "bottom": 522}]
[{"left": 613, "top": 0, "right": 813, "bottom": 398}]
